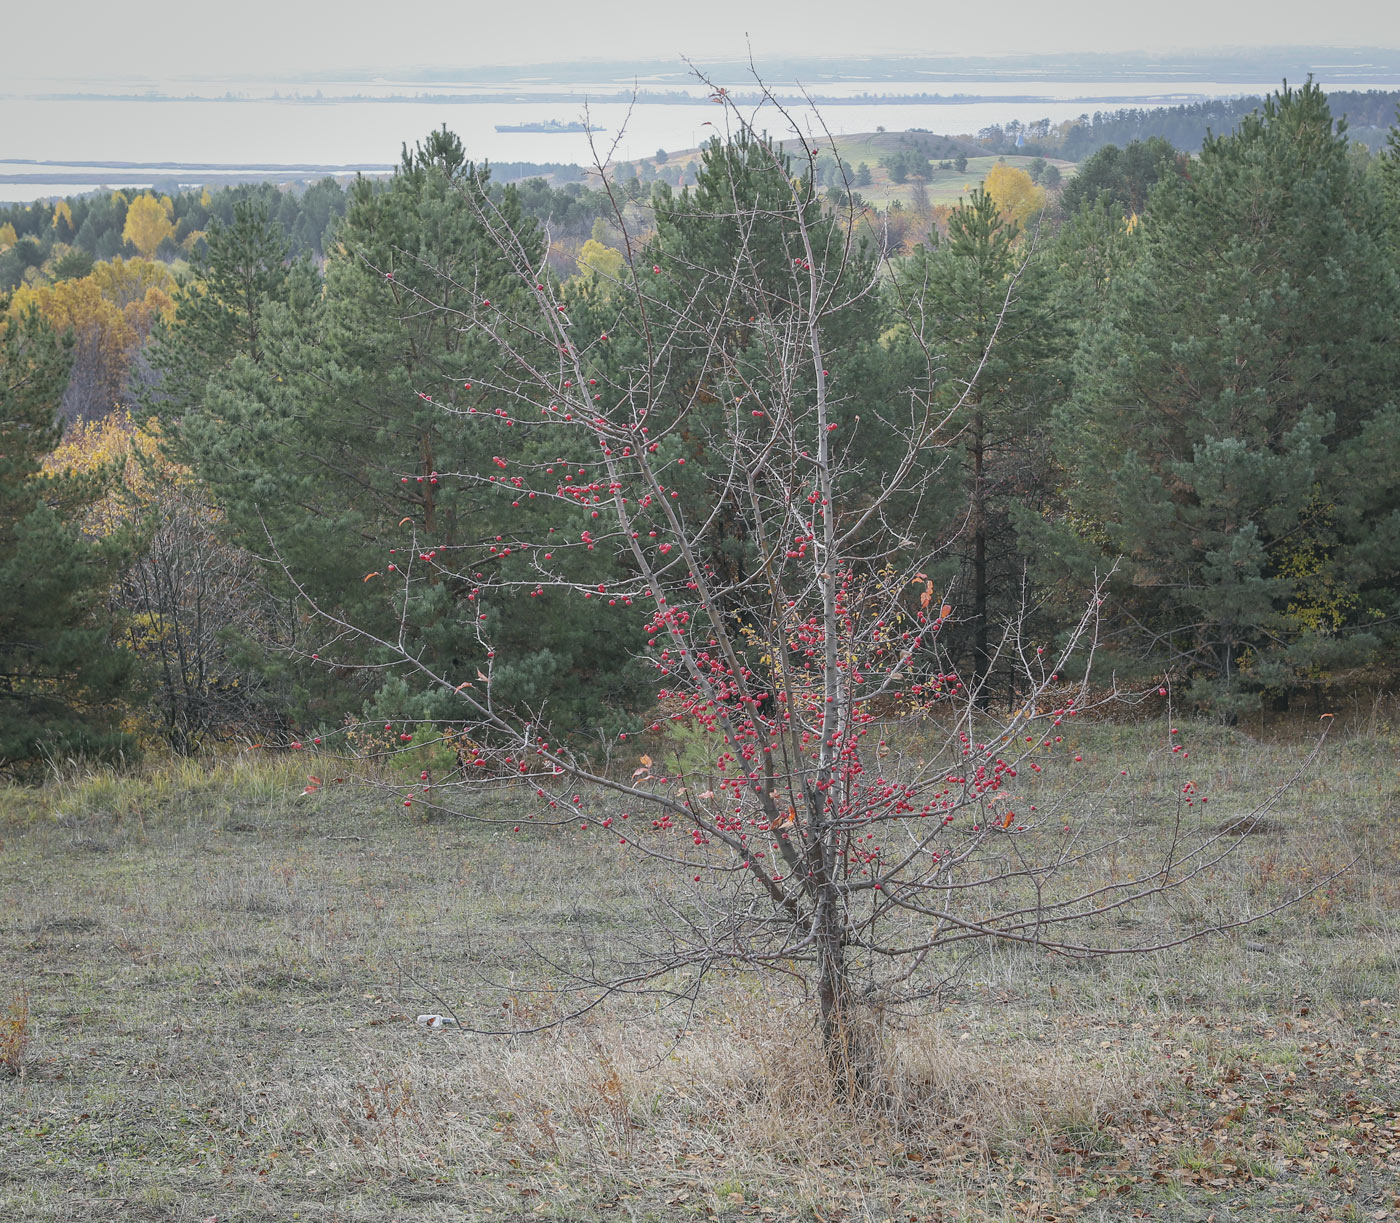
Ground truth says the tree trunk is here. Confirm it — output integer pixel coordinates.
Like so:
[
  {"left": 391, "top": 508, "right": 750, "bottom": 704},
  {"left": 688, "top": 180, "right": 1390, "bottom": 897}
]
[
  {"left": 420, "top": 433, "right": 437, "bottom": 538},
  {"left": 814, "top": 878, "right": 874, "bottom": 1097},
  {"left": 971, "top": 409, "right": 990, "bottom": 705}
]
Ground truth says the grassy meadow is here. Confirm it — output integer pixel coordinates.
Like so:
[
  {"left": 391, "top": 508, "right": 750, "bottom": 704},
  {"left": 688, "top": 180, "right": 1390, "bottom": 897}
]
[
  {"left": 802, "top": 142, "right": 1072, "bottom": 210},
  {"left": 1, "top": 712, "right": 1398, "bottom": 1222},
  {"left": 648, "top": 135, "right": 1071, "bottom": 212}
]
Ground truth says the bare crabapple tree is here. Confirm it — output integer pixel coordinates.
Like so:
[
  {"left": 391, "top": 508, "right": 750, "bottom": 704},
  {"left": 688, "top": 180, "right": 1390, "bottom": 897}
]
[{"left": 286, "top": 88, "right": 1334, "bottom": 1093}]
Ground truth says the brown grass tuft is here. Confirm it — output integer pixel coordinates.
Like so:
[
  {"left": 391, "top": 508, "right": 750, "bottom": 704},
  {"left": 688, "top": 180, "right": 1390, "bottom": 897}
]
[{"left": 0, "top": 989, "right": 30, "bottom": 1077}]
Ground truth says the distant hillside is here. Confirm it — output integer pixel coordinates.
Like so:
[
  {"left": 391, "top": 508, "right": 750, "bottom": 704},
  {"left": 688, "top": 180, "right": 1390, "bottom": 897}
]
[
  {"left": 987, "top": 88, "right": 1400, "bottom": 159},
  {"left": 605, "top": 134, "right": 1069, "bottom": 214},
  {"left": 608, "top": 82, "right": 1398, "bottom": 210}
]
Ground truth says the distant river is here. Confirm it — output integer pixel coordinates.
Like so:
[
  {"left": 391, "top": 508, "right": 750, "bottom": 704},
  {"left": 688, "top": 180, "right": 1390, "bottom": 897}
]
[{"left": 1, "top": 77, "right": 1392, "bottom": 202}]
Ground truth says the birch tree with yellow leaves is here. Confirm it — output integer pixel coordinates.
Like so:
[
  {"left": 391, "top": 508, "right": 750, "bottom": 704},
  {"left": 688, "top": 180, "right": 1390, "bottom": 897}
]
[
  {"left": 983, "top": 163, "right": 1046, "bottom": 231},
  {"left": 121, "top": 194, "right": 175, "bottom": 260}
]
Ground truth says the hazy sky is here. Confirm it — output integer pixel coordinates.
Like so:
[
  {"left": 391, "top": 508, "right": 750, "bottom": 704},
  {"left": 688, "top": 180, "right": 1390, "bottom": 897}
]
[{"left": 9, "top": 0, "right": 1400, "bottom": 85}]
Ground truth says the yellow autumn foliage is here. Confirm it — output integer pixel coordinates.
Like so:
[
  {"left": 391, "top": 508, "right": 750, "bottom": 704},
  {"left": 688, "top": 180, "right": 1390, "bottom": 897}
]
[
  {"left": 122, "top": 193, "right": 176, "bottom": 259},
  {"left": 46, "top": 411, "right": 190, "bottom": 538},
  {"left": 91, "top": 256, "right": 176, "bottom": 307},
  {"left": 983, "top": 163, "right": 1047, "bottom": 230},
  {"left": 575, "top": 237, "right": 626, "bottom": 288},
  {"left": 8, "top": 259, "right": 176, "bottom": 415}
]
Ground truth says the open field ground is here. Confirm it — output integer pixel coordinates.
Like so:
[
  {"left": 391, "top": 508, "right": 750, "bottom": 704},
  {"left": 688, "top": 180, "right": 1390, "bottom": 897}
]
[
  {"left": 840, "top": 153, "right": 1070, "bottom": 211},
  {"left": 641, "top": 135, "right": 1072, "bottom": 211},
  {"left": 1, "top": 715, "right": 1398, "bottom": 1222},
  {"left": 797, "top": 142, "right": 1072, "bottom": 211}
]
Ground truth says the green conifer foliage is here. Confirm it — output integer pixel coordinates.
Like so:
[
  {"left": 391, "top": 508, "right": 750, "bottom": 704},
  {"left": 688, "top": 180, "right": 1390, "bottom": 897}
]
[
  {"left": 1056, "top": 80, "right": 1400, "bottom": 713},
  {"left": 149, "top": 199, "right": 291, "bottom": 418},
  {"left": 897, "top": 189, "right": 1063, "bottom": 700},
  {"left": 560, "top": 135, "right": 900, "bottom": 676},
  {"left": 0, "top": 312, "right": 132, "bottom": 772},
  {"left": 165, "top": 130, "right": 652, "bottom": 734}
]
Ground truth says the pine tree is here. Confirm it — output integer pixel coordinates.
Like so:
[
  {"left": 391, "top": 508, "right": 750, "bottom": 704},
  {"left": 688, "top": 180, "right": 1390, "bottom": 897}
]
[
  {"left": 1379, "top": 113, "right": 1400, "bottom": 251},
  {"left": 147, "top": 198, "right": 291, "bottom": 421},
  {"left": 169, "top": 130, "right": 653, "bottom": 733},
  {"left": 0, "top": 310, "right": 132, "bottom": 773},
  {"left": 1058, "top": 137, "right": 1182, "bottom": 217},
  {"left": 897, "top": 190, "right": 1063, "bottom": 699},
  {"left": 569, "top": 135, "right": 894, "bottom": 659},
  {"left": 1056, "top": 80, "right": 1400, "bottom": 713}
]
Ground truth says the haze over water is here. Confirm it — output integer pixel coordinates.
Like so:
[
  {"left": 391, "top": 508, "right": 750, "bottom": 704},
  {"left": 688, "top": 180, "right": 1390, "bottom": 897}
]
[{"left": 3, "top": 62, "right": 1398, "bottom": 202}]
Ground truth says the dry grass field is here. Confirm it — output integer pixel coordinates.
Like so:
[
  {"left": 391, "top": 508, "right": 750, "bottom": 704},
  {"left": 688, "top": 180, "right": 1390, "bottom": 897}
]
[{"left": 1, "top": 713, "right": 1397, "bottom": 1222}]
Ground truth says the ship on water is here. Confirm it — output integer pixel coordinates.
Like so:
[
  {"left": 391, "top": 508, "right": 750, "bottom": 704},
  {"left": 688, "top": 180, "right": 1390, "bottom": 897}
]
[{"left": 494, "top": 119, "right": 601, "bottom": 134}]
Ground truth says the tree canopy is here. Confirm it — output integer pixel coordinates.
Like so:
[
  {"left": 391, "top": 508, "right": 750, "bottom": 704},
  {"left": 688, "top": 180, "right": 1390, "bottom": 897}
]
[
  {"left": 0, "top": 311, "right": 133, "bottom": 773},
  {"left": 1051, "top": 80, "right": 1400, "bottom": 713}
]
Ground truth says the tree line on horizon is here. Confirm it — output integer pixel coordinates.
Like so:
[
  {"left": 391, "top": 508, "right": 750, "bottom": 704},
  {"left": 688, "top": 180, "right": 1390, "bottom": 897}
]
[
  {"left": 2, "top": 80, "right": 1398, "bottom": 775},
  {"left": 963, "top": 86, "right": 1400, "bottom": 160}
]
